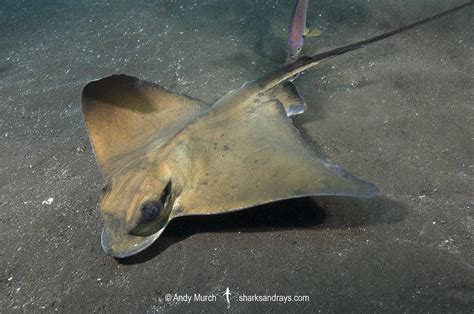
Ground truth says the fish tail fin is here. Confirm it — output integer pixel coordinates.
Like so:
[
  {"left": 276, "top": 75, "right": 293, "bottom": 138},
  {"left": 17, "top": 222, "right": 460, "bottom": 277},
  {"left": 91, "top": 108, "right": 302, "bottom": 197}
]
[{"left": 304, "top": 27, "right": 321, "bottom": 38}]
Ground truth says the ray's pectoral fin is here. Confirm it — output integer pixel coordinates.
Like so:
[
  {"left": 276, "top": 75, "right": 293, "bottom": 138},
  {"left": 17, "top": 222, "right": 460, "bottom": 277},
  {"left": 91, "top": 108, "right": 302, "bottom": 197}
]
[
  {"left": 81, "top": 74, "right": 210, "bottom": 178},
  {"left": 261, "top": 81, "right": 306, "bottom": 116},
  {"left": 175, "top": 100, "right": 379, "bottom": 218}
]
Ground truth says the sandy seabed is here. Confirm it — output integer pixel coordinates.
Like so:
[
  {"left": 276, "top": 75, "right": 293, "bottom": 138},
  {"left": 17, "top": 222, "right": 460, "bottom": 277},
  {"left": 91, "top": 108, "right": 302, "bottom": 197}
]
[{"left": 1, "top": 0, "right": 473, "bottom": 312}]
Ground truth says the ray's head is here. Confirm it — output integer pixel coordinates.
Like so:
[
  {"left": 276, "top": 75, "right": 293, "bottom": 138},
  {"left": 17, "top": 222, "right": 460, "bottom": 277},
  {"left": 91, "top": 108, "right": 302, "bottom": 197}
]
[{"left": 98, "top": 161, "right": 174, "bottom": 258}]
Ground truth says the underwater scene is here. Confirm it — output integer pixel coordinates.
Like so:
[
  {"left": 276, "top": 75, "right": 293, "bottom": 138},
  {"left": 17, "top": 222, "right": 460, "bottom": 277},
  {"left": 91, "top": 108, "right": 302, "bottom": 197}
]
[{"left": 1, "top": 0, "right": 473, "bottom": 312}]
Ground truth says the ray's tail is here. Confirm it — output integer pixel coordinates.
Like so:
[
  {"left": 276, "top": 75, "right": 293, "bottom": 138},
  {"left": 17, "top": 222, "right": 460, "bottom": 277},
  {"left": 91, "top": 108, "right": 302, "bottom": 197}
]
[{"left": 258, "top": 1, "right": 473, "bottom": 89}]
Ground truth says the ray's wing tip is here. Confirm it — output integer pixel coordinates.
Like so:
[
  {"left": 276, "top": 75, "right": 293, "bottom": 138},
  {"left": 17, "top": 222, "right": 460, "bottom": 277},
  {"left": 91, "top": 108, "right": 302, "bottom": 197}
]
[
  {"left": 357, "top": 181, "right": 381, "bottom": 198},
  {"left": 81, "top": 75, "right": 110, "bottom": 107},
  {"left": 81, "top": 74, "right": 133, "bottom": 98},
  {"left": 345, "top": 175, "right": 381, "bottom": 198},
  {"left": 323, "top": 159, "right": 381, "bottom": 198}
]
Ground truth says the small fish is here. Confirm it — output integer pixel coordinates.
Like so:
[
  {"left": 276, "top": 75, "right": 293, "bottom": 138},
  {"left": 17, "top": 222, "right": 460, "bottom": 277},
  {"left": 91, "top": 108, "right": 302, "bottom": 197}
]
[
  {"left": 81, "top": 2, "right": 472, "bottom": 258},
  {"left": 287, "top": 0, "right": 312, "bottom": 61}
]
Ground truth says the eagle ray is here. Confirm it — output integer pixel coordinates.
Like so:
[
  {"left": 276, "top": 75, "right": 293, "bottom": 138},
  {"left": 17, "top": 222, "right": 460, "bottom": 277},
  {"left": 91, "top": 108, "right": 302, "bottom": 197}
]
[{"left": 80, "top": 2, "right": 472, "bottom": 257}]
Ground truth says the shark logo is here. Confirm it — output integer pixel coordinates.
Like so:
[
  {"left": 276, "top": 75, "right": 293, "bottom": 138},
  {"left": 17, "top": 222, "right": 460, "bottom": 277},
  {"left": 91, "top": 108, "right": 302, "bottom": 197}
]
[{"left": 218, "top": 287, "right": 239, "bottom": 308}]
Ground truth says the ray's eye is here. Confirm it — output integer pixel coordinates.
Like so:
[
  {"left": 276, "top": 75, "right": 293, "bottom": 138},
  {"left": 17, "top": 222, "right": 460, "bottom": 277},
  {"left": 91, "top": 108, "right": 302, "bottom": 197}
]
[
  {"left": 140, "top": 202, "right": 162, "bottom": 222},
  {"left": 296, "top": 46, "right": 302, "bottom": 53}
]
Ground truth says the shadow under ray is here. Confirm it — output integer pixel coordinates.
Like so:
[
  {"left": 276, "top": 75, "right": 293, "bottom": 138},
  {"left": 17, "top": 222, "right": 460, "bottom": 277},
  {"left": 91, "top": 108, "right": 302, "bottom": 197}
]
[{"left": 118, "top": 195, "right": 406, "bottom": 264}]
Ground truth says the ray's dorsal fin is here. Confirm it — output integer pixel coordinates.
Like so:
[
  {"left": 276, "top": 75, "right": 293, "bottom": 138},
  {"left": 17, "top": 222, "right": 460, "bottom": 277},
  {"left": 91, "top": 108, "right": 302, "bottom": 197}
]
[
  {"left": 81, "top": 74, "right": 210, "bottom": 178},
  {"left": 260, "top": 81, "right": 307, "bottom": 116}
]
